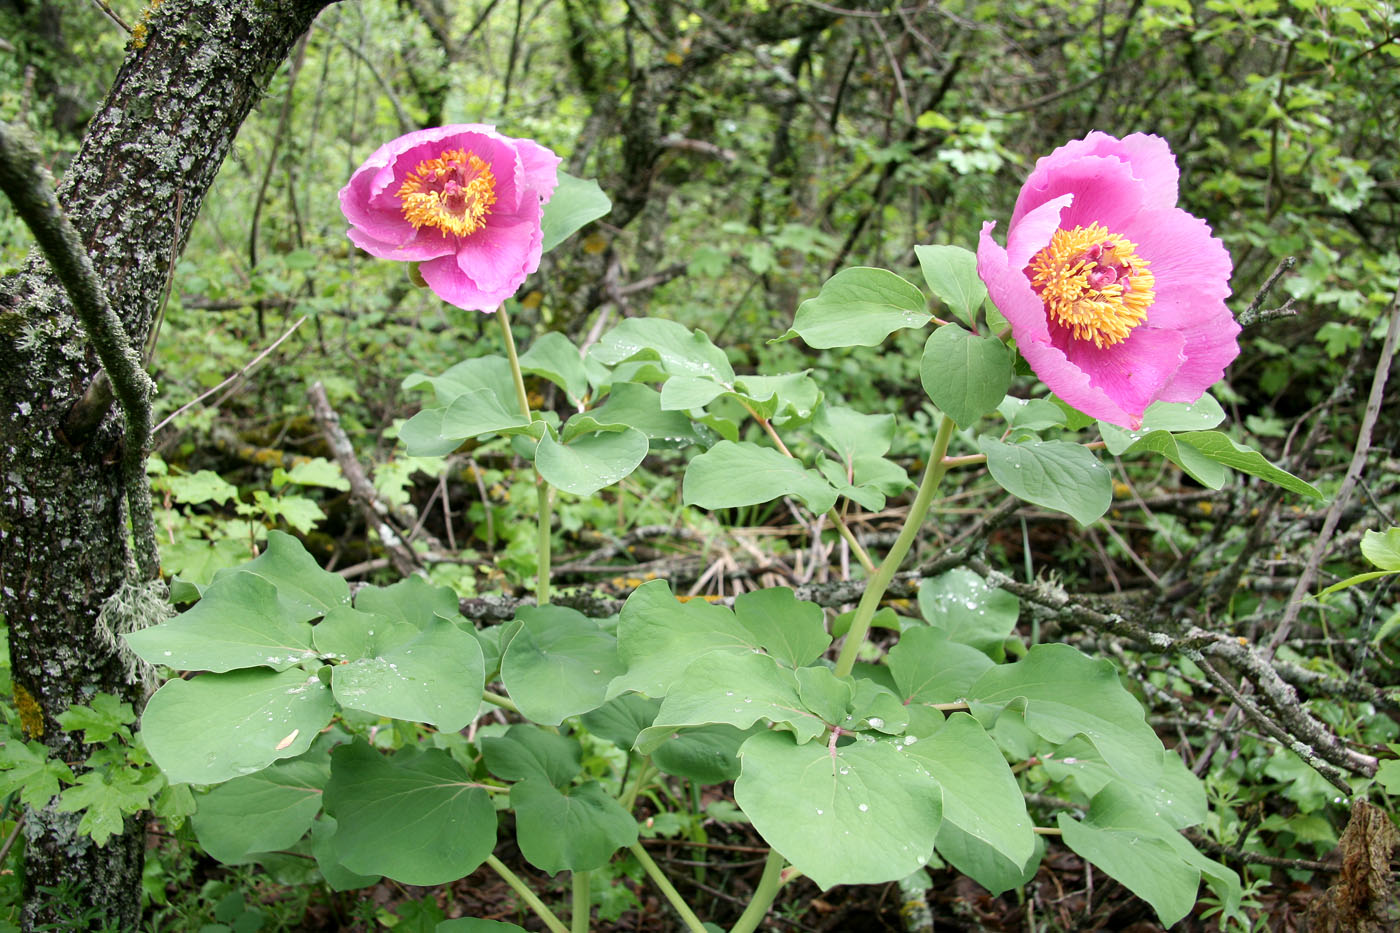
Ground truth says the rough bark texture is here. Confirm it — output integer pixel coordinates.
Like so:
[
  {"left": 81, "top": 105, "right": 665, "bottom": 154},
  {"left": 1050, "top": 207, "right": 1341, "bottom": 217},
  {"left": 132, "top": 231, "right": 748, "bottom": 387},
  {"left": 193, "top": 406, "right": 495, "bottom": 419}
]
[{"left": 0, "top": 1, "right": 334, "bottom": 927}]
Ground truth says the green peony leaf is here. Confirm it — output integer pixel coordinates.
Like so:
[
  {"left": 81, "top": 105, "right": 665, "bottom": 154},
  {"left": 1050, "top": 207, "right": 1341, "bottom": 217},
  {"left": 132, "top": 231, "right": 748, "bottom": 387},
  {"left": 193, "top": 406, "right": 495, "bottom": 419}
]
[
  {"left": 141, "top": 668, "right": 334, "bottom": 785},
  {"left": 919, "top": 325, "right": 1014, "bottom": 428},
  {"left": 777, "top": 267, "right": 930, "bottom": 348},
  {"left": 322, "top": 742, "right": 496, "bottom": 886},
  {"left": 541, "top": 172, "right": 612, "bottom": 253},
  {"left": 501, "top": 606, "right": 624, "bottom": 725},
  {"left": 683, "top": 440, "right": 839, "bottom": 514},
  {"left": 979, "top": 437, "right": 1112, "bottom": 526},
  {"left": 192, "top": 758, "right": 328, "bottom": 863},
  {"left": 914, "top": 244, "right": 987, "bottom": 325},
  {"left": 511, "top": 778, "right": 638, "bottom": 873},
  {"left": 735, "top": 731, "right": 942, "bottom": 889}
]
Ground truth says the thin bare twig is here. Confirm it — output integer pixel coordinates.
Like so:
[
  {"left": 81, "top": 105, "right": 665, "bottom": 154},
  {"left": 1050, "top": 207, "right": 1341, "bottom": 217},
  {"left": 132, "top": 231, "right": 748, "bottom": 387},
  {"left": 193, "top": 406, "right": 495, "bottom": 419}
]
[{"left": 153, "top": 316, "right": 307, "bottom": 433}]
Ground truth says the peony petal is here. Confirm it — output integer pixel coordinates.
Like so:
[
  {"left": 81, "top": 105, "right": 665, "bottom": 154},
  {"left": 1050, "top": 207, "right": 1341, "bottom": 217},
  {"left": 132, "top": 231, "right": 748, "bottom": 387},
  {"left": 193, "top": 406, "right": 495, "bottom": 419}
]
[
  {"left": 347, "top": 224, "right": 454, "bottom": 262},
  {"left": 1111, "top": 133, "right": 1179, "bottom": 209},
  {"left": 1013, "top": 154, "right": 1146, "bottom": 234},
  {"left": 1121, "top": 208, "right": 1233, "bottom": 331},
  {"left": 1058, "top": 325, "right": 1186, "bottom": 424},
  {"left": 341, "top": 165, "right": 417, "bottom": 247},
  {"left": 454, "top": 198, "right": 544, "bottom": 295},
  {"left": 1006, "top": 194, "right": 1074, "bottom": 271},
  {"left": 1156, "top": 310, "right": 1241, "bottom": 403},
  {"left": 418, "top": 254, "right": 509, "bottom": 312},
  {"left": 514, "top": 139, "right": 563, "bottom": 203}
]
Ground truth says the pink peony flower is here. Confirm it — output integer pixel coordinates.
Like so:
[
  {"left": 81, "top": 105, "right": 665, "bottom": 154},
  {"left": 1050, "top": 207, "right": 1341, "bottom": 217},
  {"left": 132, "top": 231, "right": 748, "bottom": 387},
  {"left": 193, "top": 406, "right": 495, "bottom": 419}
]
[
  {"left": 340, "top": 125, "right": 561, "bottom": 311},
  {"left": 977, "top": 132, "right": 1238, "bottom": 428}
]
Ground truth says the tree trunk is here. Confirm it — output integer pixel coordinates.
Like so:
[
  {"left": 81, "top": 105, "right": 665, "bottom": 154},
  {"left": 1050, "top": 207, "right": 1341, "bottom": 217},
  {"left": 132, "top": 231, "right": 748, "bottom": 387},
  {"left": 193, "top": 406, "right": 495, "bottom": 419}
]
[{"left": 0, "top": 1, "right": 335, "bottom": 927}]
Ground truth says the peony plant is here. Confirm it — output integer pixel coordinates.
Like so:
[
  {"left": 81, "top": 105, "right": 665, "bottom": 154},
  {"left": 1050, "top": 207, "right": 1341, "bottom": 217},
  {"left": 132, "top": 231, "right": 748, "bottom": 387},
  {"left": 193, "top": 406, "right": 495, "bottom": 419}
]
[{"left": 126, "top": 129, "right": 1329, "bottom": 933}]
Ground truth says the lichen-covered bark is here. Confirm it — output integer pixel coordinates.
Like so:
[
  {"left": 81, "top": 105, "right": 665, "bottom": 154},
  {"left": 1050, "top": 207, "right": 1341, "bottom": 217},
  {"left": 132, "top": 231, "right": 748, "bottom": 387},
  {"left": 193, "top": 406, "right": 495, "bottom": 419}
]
[{"left": 0, "top": 1, "right": 334, "bottom": 927}]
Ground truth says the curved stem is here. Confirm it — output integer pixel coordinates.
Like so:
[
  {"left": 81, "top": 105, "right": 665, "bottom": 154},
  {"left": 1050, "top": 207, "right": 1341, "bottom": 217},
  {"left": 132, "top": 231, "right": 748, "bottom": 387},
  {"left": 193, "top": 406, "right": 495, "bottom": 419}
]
[
  {"left": 481, "top": 690, "right": 521, "bottom": 715},
  {"left": 571, "top": 870, "right": 591, "bottom": 933},
  {"left": 834, "top": 415, "right": 956, "bottom": 678},
  {"left": 728, "top": 849, "right": 787, "bottom": 933},
  {"left": 629, "top": 842, "right": 708, "bottom": 933},
  {"left": 497, "top": 305, "right": 554, "bottom": 604},
  {"left": 486, "top": 854, "right": 570, "bottom": 933}
]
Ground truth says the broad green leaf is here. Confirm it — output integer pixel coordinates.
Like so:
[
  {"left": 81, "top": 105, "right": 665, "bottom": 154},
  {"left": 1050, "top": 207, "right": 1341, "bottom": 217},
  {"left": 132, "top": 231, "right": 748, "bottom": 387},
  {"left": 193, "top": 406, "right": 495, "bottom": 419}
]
[
  {"left": 1361, "top": 527, "right": 1400, "bottom": 571},
  {"left": 683, "top": 440, "right": 839, "bottom": 514},
  {"left": 126, "top": 571, "right": 316, "bottom": 673},
  {"left": 481, "top": 724, "right": 581, "bottom": 788},
  {"left": 1098, "top": 395, "right": 1226, "bottom": 451},
  {"left": 936, "top": 823, "right": 1043, "bottom": 896},
  {"left": 536, "top": 426, "right": 649, "bottom": 497},
  {"left": 842, "top": 678, "right": 912, "bottom": 735},
  {"left": 817, "top": 459, "right": 887, "bottom": 511},
  {"left": 1376, "top": 759, "right": 1400, "bottom": 795},
  {"left": 590, "top": 318, "right": 735, "bottom": 383},
  {"left": 660, "top": 375, "right": 727, "bottom": 411},
  {"left": 439, "top": 388, "right": 532, "bottom": 441},
  {"left": 326, "top": 615, "right": 485, "bottom": 731},
  {"left": 733, "top": 588, "right": 831, "bottom": 668},
  {"left": 778, "top": 268, "right": 930, "bottom": 348},
  {"left": 322, "top": 742, "right": 495, "bottom": 885},
  {"left": 1058, "top": 784, "right": 1239, "bottom": 927},
  {"left": 731, "top": 372, "right": 822, "bottom": 423},
  {"left": 920, "top": 325, "right": 1014, "bottom": 428},
  {"left": 917, "top": 568, "right": 1020, "bottom": 661},
  {"left": 311, "top": 816, "right": 381, "bottom": 891},
  {"left": 215, "top": 530, "right": 350, "bottom": 622},
  {"left": 998, "top": 397, "right": 1067, "bottom": 432},
  {"left": 519, "top": 331, "right": 589, "bottom": 406},
  {"left": 141, "top": 668, "right": 334, "bottom": 785},
  {"left": 353, "top": 575, "right": 462, "bottom": 628},
  {"left": 979, "top": 437, "right": 1112, "bottom": 526},
  {"left": 735, "top": 731, "right": 942, "bottom": 889},
  {"left": 1175, "top": 431, "right": 1323, "bottom": 499},
  {"left": 609, "top": 581, "right": 752, "bottom": 699},
  {"left": 192, "top": 759, "right": 328, "bottom": 863},
  {"left": 638, "top": 652, "right": 826, "bottom": 751},
  {"left": 1098, "top": 428, "right": 1230, "bottom": 488},
  {"left": 906, "top": 714, "right": 1034, "bottom": 867},
  {"left": 579, "top": 694, "right": 660, "bottom": 750},
  {"left": 0, "top": 739, "right": 75, "bottom": 809},
  {"left": 541, "top": 172, "right": 612, "bottom": 253},
  {"left": 501, "top": 606, "right": 624, "bottom": 725},
  {"left": 398, "top": 407, "right": 459, "bottom": 457},
  {"left": 511, "top": 778, "right": 638, "bottom": 873},
  {"left": 1042, "top": 736, "right": 1207, "bottom": 829},
  {"left": 587, "top": 383, "right": 703, "bottom": 447},
  {"left": 650, "top": 724, "right": 753, "bottom": 783},
  {"left": 890, "top": 622, "right": 991, "bottom": 708},
  {"left": 813, "top": 406, "right": 896, "bottom": 463},
  {"left": 968, "top": 644, "right": 1164, "bottom": 787},
  {"left": 795, "top": 666, "right": 855, "bottom": 725},
  {"left": 914, "top": 244, "right": 986, "bottom": 325}
]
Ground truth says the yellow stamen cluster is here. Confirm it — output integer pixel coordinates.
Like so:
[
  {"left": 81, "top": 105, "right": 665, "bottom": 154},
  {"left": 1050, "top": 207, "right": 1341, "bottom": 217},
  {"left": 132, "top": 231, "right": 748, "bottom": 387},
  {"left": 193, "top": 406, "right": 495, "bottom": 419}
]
[
  {"left": 1027, "top": 222, "right": 1155, "bottom": 348},
  {"left": 398, "top": 149, "right": 497, "bottom": 237}
]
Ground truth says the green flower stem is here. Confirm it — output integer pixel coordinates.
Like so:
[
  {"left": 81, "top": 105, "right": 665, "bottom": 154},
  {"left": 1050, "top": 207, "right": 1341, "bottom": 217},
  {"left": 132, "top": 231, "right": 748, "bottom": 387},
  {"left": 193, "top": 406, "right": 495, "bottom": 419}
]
[
  {"left": 537, "top": 479, "right": 553, "bottom": 605},
  {"left": 620, "top": 759, "right": 656, "bottom": 814},
  {"left": 486, "top": 854, "right": 570, "bottom": 933},
  {"left": 481, "top": 690, "right": 521, "bottom": 715},
  {"left": 833, "top": 414, "right": 956, "bottom": 679},
  {"left": 628, "top": 842, "right": 708, "bottom": 933},
  {"left": 497, "top": 304, "right": 554, "bottom": 605},
  {"left": 572, "top": 870, "right": 591, "bottom": 933},
  {"left": 497, "top": 305, "right": 533, "bottom": 421},
  {"left": 727, "top": 849, "right": 787, "bottom": 933}
]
